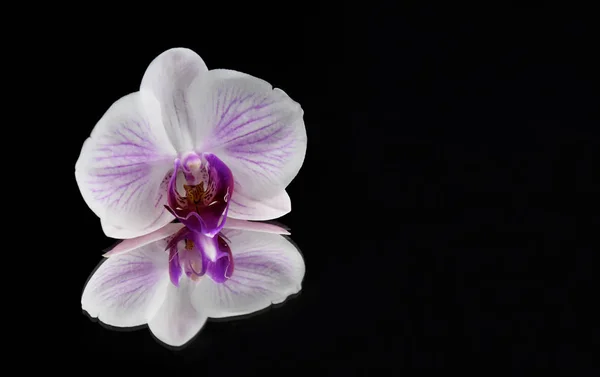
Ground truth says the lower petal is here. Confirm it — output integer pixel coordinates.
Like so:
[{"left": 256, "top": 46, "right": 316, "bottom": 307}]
[
  {"left": 81, "top": 242, "right": 169, "bottom": 327},
  {"left": 191, "top": 229, "right": 305, "bottom": 318},
  {"left": 223, "top": 218, "right": 290, "bottom": 235},
  {"left": 227, "top": 189, "right": 291, "bottom": 221},
  {"left": 148, "top": 278, "right": 207, "bottom": 347},
  {"left": 101, "top": 210, "right": 175, "bottom": 240},
  {"left": 103, "top": 222, "right": 185, "bottom": 257}
]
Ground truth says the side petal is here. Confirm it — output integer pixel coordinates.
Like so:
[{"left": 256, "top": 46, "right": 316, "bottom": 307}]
[
  {"left": 140, "top": 48, "right": 209, "bottom": 153},
  {"left": 148, "top": 278, "right": 207, "bottom": 347},
  {"left": 103, "top": 222, "right": 185, "bottom": 257},
  {"left": 194, "top": 69, "right": 307, "bottom": 201},
  {"left": 223, "top": 218, "right": 290, "bottom": 235},
  {"left": 81, "top": 241, "right": 169, "bottom": 327},
  {"left": 75, "top": 92, "right": 177, "bottom": 238},
  {"left": 191, "top": 230, "right": 305, "bottom": 318}
]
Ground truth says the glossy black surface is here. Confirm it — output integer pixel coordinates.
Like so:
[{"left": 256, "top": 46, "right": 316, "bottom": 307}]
[{"left": 37, "top": 6, "right": 594, "bottom": 374}]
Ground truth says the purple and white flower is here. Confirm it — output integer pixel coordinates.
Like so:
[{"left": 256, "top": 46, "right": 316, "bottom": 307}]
[
  {"left": 75, "top": 48, "right": 306, "bottom": 239},
  {"left": 82, "top": 222, "right": 305, "bottom": 347}
]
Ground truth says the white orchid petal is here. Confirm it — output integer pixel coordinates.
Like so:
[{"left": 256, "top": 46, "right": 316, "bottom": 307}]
[
  {"left": 103, "top": 222, "right": 185, "bottom": 257},
  {"left": 223, "top": 218, "right": 290, "bottom": 235},
  {"left": 140, "top": 48, "right": 209, "bottom": 153},
  {"left": 191, "top": 230, "right": 304, "bottom": 318},
  {"left": 195, "top": 69, "right": 307, "bottom": 201},
  {"left": 148, "top": 278, "right": 207, "bottom": 347},
  {"left": 227, "top": 189, "right": 291, "bottom": 221},
  {"left": 81, "top": 242, "right": 169, "bottom": 327},
  {"left": 100, "top": 208, "right": 177, "bottom": 240},
  {"left": 75, "top": 92, "right": 176, "bottom": 239}
]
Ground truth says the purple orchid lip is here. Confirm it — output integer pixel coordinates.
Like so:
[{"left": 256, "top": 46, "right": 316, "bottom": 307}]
[
  {"left": 165, "top": 152, "right": 234, "bottom": 238},
  {"left": 165, "top": 226, "right": 234, "bottom": 286}
]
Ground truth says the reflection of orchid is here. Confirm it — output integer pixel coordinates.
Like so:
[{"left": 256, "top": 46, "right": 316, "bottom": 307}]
[
  {"left": 75, "top": 48, "right": 306, "bottom": 238},
  {"left": 82, "top": 222, "right": 305, "bottom": 347}
]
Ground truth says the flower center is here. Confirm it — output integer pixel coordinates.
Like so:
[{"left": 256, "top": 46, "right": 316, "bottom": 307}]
[
  {"left": 184, "top": 182, "right": 209, "bottom": 204},
  {"left": 164, "top": 152, "right": 234, "bottom": 237}
]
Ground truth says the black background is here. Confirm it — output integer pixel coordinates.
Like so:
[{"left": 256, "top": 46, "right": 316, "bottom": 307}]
[{"left": 34, "top": 5, "right": 596, "bottom": 374}]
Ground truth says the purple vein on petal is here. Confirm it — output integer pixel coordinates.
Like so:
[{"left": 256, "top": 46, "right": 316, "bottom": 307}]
[
  {"left": 214, "top": 95, "right": 259, "bottom": 133},
  {"left": 86, "top": 117, "right": 173, "bottom": 208},
  {"left": 93, "top": 257, "right": 160, "bottom": 304},
  {"left": 226, "top": 120, "right": 287, "bottom": 148},
  {"left": 226, "top": 280, "right": 273, "bottom": 293}
]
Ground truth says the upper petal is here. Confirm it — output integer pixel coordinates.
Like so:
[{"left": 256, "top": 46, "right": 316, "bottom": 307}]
[
  {"left": 191, "top": 229, "right": 305, "bottom": 318},
  {"left": 75, "top": 92, "right": 177, "bottom": 239},
  {"left": 81, "top": 241, "right": 169, "bottom": 327},
  {"left": 193, "top": 69, "right": 307, "bottom": 201},
  {"left": 140, "top": 48, "right": 209, "bottom": 153},
  {"left": 148, "top": 278, "right": 207, "bottom": 347}
]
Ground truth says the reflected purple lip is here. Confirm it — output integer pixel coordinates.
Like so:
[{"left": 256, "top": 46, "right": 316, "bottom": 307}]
[{"left": 166, "top": 226, "right": 234, "bottom": 286}]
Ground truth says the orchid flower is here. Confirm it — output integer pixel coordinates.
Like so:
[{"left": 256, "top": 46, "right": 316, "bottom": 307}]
[
  {"left": 75, "top": 48, "right": 306, "bottom": 239},
  {"left": 82, "top": 222, "right": 304, "bottom": 347}
]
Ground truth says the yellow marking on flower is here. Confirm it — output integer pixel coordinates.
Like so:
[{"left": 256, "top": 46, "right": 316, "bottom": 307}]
[
  {"left": 185, "top": 239, "right": 194, "bottom": 250},
  {"left": 184, "top": 182, "right": 208, "bottom": 204}
]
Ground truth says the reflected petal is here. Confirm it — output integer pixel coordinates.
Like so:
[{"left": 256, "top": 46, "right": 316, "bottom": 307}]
[
  {"left": 81, "top": 242, "right": 169, "bottom": 327},
  {"left": 191, "top": 229, "right": 304, "bottom": 318},
  {"left": 148, "top": 278, "right": 207, "bottom": 347}
]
